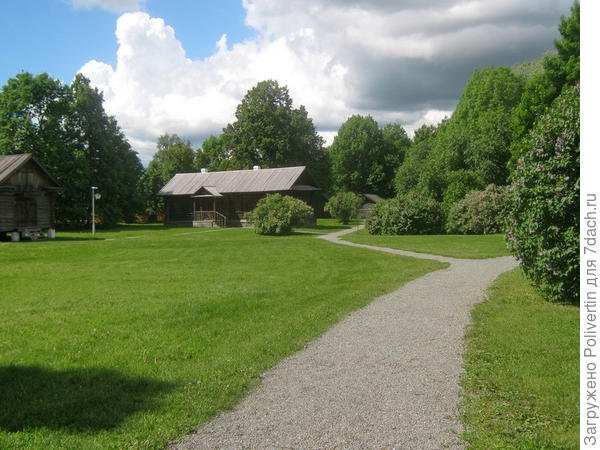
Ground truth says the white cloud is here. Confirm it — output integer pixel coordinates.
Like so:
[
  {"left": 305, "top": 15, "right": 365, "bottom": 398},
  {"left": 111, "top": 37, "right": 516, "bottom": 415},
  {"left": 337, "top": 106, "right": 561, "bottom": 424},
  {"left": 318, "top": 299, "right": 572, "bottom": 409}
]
[
  {"left": 67, "top": 0, "right": 143, "bottom": 13},
  {"left": 80, "top": 11, "right": 350, "bottom": 162},
  {"left": 79, "top": 1, "right": 572, "bottom": 163}
]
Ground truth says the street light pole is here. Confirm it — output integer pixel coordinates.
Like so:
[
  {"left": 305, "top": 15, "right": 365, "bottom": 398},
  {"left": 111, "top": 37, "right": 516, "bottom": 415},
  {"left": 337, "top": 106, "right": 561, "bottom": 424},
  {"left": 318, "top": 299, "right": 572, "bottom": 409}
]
[{"left": 91, "top": 186, "right": 98, "bottom": 236}]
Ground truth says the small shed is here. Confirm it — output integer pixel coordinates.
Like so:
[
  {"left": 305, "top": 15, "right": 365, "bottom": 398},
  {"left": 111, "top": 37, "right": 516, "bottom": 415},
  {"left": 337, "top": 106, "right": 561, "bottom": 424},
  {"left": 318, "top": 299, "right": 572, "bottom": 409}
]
[
  {"left": 0, "top": 154, "right": 62, "bottom": 240},
  {"left": 158, "top": 165, "right": 323, "bottom": 227},
  {"left": 357, "top": 193, "right": 384, "bottom": 218}
]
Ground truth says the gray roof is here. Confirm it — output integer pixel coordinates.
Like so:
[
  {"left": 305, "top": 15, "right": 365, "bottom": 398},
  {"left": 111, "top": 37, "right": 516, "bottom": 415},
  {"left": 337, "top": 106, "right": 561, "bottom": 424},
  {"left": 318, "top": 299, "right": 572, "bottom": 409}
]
[
  {"left": 0, "top": 153, "right": 31, "bottom": 183},
  {"left": 159, "top": 166, "right": 315, "bottom": 196},
  {"left": 363, "top": 194, "right": 384, "bottom": 203},
  {"left": 0, "top": 153, "right": 62, "bottom": 187}
]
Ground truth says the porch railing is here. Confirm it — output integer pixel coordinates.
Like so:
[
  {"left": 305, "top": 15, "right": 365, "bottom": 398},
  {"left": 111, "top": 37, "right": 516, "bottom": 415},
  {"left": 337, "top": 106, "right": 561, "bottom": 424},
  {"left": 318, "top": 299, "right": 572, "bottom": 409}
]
[{"left": 192, "top": 211, "right": 227, "bottom": 227}]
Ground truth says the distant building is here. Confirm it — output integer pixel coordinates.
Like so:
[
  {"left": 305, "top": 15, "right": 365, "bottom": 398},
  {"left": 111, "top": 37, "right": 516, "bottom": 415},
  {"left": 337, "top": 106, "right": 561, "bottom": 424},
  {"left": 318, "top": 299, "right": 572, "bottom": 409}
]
[
  {"left": 158, "top": 165, "right": 324, "bottom": 227},
  {"left": 357, "top": 193, "right": 385, "bottom": 218},
  {"left": 0, "top": 153, "right": 62, "bottom": 240}
]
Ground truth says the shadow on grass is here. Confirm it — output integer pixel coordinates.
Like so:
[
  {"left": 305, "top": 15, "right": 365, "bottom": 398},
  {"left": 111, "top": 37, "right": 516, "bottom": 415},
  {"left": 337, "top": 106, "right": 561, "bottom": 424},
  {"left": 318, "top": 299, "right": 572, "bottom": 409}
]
[{"left": 0, "top": 365, "right": 175, "bottom": 432}]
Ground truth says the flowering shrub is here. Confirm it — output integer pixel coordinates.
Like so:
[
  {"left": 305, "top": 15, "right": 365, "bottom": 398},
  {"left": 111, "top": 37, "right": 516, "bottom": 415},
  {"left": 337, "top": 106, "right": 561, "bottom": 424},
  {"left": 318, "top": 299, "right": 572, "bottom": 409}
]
[
  {"left": 446, "top": 184, "right": 510, "bottom": 234},
  {"left": 248, "top": 194, "right": 314, "bottom": 235},
  {"left": 324, "top": 191, "right": 363, "bottom": 224},
  {"left": 366, "top": 192, "right": 444, "bottom": 235},
  {"left": 506, "top": 84, "right": 579, "bottom": 303}
]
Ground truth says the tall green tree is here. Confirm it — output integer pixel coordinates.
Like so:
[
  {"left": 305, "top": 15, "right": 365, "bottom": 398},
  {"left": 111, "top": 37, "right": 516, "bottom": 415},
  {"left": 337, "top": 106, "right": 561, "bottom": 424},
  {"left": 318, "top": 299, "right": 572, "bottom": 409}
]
[
  {"left": 544, "top": 1, "right": 580, "bottom": 92},
  {"left": 510, "top": 1, "right": 579, "bottom": 165},
  {"left": 221, "top": 80, "right": 327, "bottom": 185},
  {"left": 382, "top": 123, "right": 411, "bottom": 194},
  {"left": 394, "top": 124, "right": 438, "bottom": 197},
  {"left": 394, "top": 67, "right": 523, "bottom": 210},
  {"left": 140, "top": 133, "right": 195, "bottom": 218},
  {"left": 329, "top": 115, "right": 402, "bottom": 196},
  {"left": 194, "top": 134, "right": 231, "bottom": 171},
  {"left": 70, "top": 75, "right": 144, "bottom": 224},
  {"left": 0, "top": 72, "right": 143, "bottom": 226}
]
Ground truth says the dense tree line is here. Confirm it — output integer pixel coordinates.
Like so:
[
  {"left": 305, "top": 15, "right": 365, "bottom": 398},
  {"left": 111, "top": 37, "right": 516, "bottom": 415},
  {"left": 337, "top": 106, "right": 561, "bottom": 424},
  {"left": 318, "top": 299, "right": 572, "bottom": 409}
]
[{"left": 0, "top": 73, "right": 143, "bottom": 227}]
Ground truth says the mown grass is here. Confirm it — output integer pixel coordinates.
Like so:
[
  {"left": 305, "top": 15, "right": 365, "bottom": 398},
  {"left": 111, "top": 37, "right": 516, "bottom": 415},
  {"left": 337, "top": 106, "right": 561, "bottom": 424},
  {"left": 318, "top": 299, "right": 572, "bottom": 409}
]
[
  {"left": 294, "top": 218, "right": 363, "bottom": 234},
  {"left": 0, "top": 226, "right": 445, "bottom": 449},
  {"left": 342, "top": 229, "right": 510, "bottom": 259},
  {"left": 461, "top": 268, "right": 578, "bottom": 449}
]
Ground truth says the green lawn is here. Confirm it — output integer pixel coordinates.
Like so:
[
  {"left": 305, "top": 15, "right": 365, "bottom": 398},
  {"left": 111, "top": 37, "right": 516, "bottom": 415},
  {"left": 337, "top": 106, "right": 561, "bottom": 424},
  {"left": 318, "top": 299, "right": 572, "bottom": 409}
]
[
  {"left": 0, "top": 226, "right": 445, "bottom": 449},
  {"left": 294, "top": 218, "right": 363, "bottom": 234},
  {"left": 342, "top": 229, "right": 510, "bottom": 259},
  {"left": 461, "top": 268, "right": 578, "bottom": 449}
]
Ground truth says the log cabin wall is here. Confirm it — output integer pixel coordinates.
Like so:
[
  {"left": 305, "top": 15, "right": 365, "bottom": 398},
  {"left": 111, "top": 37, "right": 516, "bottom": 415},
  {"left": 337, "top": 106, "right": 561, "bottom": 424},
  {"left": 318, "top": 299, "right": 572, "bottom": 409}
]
[{"left": 0, "top": 155, "right": 61, "bottom": 234}]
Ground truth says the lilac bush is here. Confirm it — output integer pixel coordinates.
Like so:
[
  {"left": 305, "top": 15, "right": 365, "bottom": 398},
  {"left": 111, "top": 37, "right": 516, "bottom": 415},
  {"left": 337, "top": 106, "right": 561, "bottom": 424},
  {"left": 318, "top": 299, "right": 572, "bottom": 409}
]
[
  {"left": 446, "top": 184, "right": 510, "bottom": 234},
  {"left": 506, "top": 84, "right": 579, "bottom": 303},
  {"left": 366, "top": 192, "right": 444, "bottom": 235}
]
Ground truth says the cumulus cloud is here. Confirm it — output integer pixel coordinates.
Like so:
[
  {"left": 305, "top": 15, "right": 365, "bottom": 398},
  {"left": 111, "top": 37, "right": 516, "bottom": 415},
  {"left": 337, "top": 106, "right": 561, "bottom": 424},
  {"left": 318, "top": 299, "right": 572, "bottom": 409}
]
[
  {"left": 67, "top": 0, "right": 143, "bottom": 13},
  {"left": 79, "top": 0, "right": 572, "bottom": 163}
]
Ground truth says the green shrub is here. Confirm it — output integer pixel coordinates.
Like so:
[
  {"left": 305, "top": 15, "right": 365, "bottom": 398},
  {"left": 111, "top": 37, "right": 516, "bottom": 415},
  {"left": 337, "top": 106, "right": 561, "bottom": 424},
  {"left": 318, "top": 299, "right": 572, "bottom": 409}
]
[
  {"left": 366, "top": 192, "right": 444, "bottom": 235},
  {"left": 248, "top": 194, "right": 314, "bottom": 235},
  {"left": 446, "top": 184, "right": 510, "bottom": 234},
  {"left": 324, "top": 191, "right": 363, "bottom": 224},
  {"left": 441, "top": 169, "right": 483, "bottom": 212},
  {"left": 506, "top": 84, "right": 579, "bottom": 303}
]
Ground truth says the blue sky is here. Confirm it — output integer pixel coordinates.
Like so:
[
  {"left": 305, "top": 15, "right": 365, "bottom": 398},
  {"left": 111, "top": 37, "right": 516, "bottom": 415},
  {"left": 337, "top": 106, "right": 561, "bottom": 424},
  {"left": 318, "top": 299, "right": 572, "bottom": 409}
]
[
  {"left": 0, "top": 0, "right": 573, "bottom": 163},
  {"left": 0, "top": 0, "right": 254, "bottom": 85}
]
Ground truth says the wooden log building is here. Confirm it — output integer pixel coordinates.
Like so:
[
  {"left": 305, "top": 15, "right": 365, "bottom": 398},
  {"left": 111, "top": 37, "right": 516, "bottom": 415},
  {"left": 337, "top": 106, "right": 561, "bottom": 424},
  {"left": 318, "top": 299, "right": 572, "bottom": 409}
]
[
  {"left": 158, "top": 165, "right": 323, "bottom": 227},
  {"left": 0, "top": 154, "right": 62, "bottom": 240}
]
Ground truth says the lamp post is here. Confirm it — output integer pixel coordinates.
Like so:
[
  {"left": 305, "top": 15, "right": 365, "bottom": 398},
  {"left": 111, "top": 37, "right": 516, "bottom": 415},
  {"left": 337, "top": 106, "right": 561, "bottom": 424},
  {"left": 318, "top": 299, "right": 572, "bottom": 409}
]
[{"left": 91, "top": 186, "right": 100, "bottom": 236}]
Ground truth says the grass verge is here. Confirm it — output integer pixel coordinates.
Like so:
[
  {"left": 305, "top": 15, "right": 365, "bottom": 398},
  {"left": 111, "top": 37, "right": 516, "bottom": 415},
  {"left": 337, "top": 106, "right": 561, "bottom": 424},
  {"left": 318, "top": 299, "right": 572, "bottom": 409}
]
[
  {"left": 342, "top": 229, "right": 510, "bottom": 259},
  {"left": 461, "top": 268, "right": 578, "bottom": 449},
  {"left": 0, "top": 226, "right": 445, "bottom": 449}
]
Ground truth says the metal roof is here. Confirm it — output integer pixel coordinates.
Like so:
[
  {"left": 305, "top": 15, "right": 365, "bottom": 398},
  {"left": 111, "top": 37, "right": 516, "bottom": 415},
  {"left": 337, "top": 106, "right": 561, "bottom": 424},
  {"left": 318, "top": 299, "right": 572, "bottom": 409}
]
[{"left": 159, "top": 166, "right": 313, "bottom": 196}]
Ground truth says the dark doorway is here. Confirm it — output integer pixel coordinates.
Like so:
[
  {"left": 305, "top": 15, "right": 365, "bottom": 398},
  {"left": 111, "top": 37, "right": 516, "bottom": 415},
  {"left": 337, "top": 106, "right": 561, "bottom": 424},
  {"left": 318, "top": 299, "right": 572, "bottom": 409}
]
[{"left": 15, "top": 197, "right": 37, "bottom": 228}]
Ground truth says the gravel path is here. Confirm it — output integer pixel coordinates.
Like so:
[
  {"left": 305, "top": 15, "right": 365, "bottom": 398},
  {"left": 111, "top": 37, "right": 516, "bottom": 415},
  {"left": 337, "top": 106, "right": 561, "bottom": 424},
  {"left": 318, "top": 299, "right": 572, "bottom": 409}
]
[{"left": 172, "top": 228, "right": 517, "bottom": 449}]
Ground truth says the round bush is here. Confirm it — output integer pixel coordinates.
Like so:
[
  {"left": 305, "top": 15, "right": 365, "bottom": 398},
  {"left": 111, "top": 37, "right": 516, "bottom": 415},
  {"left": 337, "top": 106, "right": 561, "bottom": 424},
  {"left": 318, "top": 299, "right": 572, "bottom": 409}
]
[
  {"left": 366, "top": 192, "right": 444, "bottom": 235},
  {"left": 249, "top": 194, "right": 314, "bottom": 235},
  {"left": 506, "top": 84, "right": 579, "bottom": 303},
  {"left": 324, "top": 191, "right": 363, "bottom": 224},
  {"left": 446, "top": 184, "right": 510, "bottom": 234}
]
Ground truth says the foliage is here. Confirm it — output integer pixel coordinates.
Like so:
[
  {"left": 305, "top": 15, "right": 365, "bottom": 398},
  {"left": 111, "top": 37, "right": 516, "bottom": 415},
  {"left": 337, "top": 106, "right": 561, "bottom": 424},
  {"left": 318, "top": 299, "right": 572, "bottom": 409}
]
[
  {"left": 381, "top": 123, "right": 411, "bottom": 194},
  {"left": 394, "top": 68, "right": 522, "bottom": 210},
  {"left": 510, "top": 56, "right": 546, "bottom": 80},
  {"left": 510, "top": 1, "right": 579, "bottom": 166},
  {"left": 329, "top": 115, "right": 404, "bottom": 196},
  {"left": 324, "top": 191, "right": 363, "bottom": 224},
  {"left": 0, "top": 225, "right": 444, "bottom": 449},
  {"left": 544, "top": 1, "right": 580, "bottom": 93},
  {"left": 509, "top": 72, "right": 558, "bottom": 166},
  {"left": 442, "top": 67, "right": 523, "bottom": 188},
  {"left": 194, "top": 134, "right": 232, "bottom": 172},
  {"left": 462, "top": 268, "right": 578, "bottom": 448},
  {"left": 366, "top": 192, "right": 444, "bottom": 235},
  {"left": 394, "top": 124, "right": 438, "bottom": 197},
  {"left": 0, "top": 73, "right": 143, "bottom": 227},
  {"left": 343, "top": 230, "right": 510, "bottom": 259},
  {"left": 446, "top": 184, "right": 510, "bottom": 234},
  {"left": 506, "top": 84, "right": 579, "bottom": 303},
  {"left": 441, "top": 169, "right": 482, "bottom": 213},
  {"left": 139, "top": 133, "right": 195, "bottom": 219},
  {"left": 221, "top": 80, "right": 328, "bottom": 187},
  {"left": 249, "top": 193, "right": 314, "bottom": 235}
]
